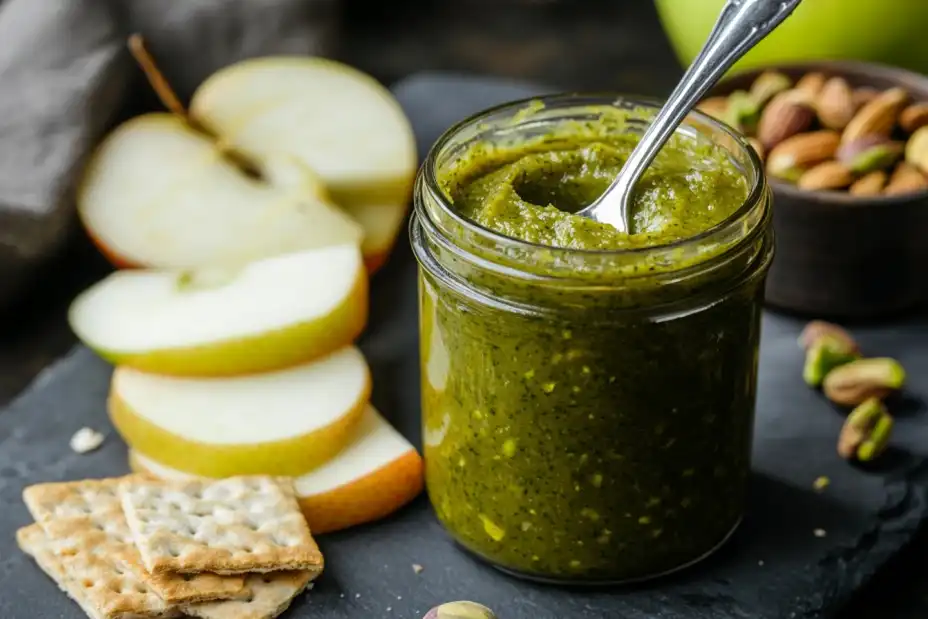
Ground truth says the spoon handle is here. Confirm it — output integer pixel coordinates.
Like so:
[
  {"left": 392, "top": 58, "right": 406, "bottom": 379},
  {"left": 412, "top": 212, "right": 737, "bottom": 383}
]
[{"left": 598, "top": 0, "right": 803, "bottom": 231}]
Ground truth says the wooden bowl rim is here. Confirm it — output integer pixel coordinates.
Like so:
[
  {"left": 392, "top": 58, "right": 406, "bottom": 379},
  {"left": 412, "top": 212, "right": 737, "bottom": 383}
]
[{"left": 713, "top": 59, "right": 928, "bottom": 209}]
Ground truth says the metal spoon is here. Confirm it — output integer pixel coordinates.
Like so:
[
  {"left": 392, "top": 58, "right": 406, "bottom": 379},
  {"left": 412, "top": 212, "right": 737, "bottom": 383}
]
[{"left": 578, "top": 0, "right": 804, "bottom": 233}]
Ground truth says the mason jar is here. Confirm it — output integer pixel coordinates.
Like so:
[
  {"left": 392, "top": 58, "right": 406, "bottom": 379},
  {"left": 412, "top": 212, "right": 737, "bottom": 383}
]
[{"left": 410, "top": 94, "right": 774, "bottom": 584}]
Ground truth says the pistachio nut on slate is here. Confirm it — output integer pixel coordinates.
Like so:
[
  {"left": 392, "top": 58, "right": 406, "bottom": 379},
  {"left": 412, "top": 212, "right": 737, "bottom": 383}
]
[
  {"left": 822, "top": 358, "right": 907, "bottom": 407},
  {"left": 424, "top": 601, "right": 498, "bottom": 619},
  {"left": 838, "top": 397, "right": 894, "bottom": 462}
]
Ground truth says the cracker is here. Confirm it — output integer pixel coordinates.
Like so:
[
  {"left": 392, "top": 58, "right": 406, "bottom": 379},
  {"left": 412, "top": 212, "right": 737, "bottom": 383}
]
[
  {"left": 17, "top": 524, "right": 101, "bottom": 619},
  {"left": 119, "top": 476, "right": 324, "bottom": 575},
  {"left": 23, "top": 477, "right": 248, "bottom": 604},
  {"left": 16, "top": 523, "right": 178, "bottom": 619},
  {"left": 184, "top": 571, "right": 317, "bottom": 619}
]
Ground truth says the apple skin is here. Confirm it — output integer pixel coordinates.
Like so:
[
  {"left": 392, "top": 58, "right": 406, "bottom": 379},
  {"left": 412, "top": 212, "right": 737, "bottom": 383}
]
[
  {"left": 655, "top": 0, "right": 928, "bottom": 75},
  {"left": 111, "top": 376, "right": 370, "bottom": 478},
  {"left": 84, "top": 266, "right": 368, "bottom": 377}
]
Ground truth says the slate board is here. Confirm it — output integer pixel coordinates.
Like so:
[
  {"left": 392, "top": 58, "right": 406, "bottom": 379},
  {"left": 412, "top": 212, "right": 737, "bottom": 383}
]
[{"left": 1, "top": 73, "right": 928, "bottom": 619}]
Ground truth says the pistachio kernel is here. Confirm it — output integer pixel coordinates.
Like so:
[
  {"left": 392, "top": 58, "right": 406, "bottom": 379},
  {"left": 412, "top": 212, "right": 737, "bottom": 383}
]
[{"left": 425, "top": 601, "right": 498, "bottom": 619}]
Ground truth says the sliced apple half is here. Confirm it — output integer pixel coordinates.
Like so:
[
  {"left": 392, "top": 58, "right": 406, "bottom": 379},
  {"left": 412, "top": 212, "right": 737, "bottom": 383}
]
[
  {"left": 78, "top": 113, "right": 363, "bottom": 269},
  {"left": 111, "top": 346, "right": 371, "bottom": 477},
  {"left": 342, "top": 200, "right": 410, "bottom": 273},
  {"left": 69, "top": 244, "right": 367, "bottom": 377},
  {"left": 128, "top": 405, "right": 424, "bottom": 534},
  {"left": 190, "top": 57, "right": 418, "bottom": 208}
]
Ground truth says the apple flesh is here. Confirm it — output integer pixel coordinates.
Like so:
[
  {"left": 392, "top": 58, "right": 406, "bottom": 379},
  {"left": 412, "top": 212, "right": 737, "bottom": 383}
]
[
  {"left": 190, "top": 57, "right": 417, "bottom": 206},
  {"left": 128, "top": 405, "right": 424, "bottom": 534},
  {"left": 342, "top": 200, "right": 410, "bottom": 273},
  {"left": 69, "top": 244, "right": 368, "bottom": 377},
  {"left": 111, "top": 346, "right": 371, "bottom": 477},
  {"left": 78, "top": 113, "right": 363, "bottom": 269}
]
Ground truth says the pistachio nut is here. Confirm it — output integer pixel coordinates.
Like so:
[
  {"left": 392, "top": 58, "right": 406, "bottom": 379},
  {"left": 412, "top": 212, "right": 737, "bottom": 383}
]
[
  {"left": 803, "top": 336, "right": 861, "bottom": 387},
  {"left": 795, "top": 72, "right": 826, "bottom": 98},
  {"left": 841, "top": 87, "right": 908, "bottom": 146},
  {"left": 724, "top": 90, "right": 760, "bottom": 135},
  {"left": 899, "top": 102, "right": 928, "bottom": 134},
  {"left": 767, "top": 130, "right": 840, "bottom": 179},
  {"left": 884, "top": 162, "right": 928, "bottom": 196},
  {"left": 747, "top": 137, "right": 765, "bottom": 162},
  {"left": 837, "top": 397, "right": 894, "bottom": 462},
  {"left": 822, "top": 358, "right": 906, "bottom": 407},
  {"left": 815, "top": 76, "right": 855, "bottom": 130},
  {"left": 757, "top": 90, "right": 814, "bottom": 149},
  {"left": 749, "top": 71, "right": 792, "bottom": 108},
  {"left": 797, "top": 161, "right": 854, "bottom": 191},
  {"left": 798, "top": 320, "right": 859, "bottom": 353},
  {"left": 852, "top": 87, "right": 879, "bottom": 111},
  {"left": 696, "top": 96, "right": 729, "bottom": 123},
  {"left": 904, "top": 126, "right": 928, "bottom": 175},
  {"left": 849, "top": 171, "right": 888, "bottom": 197},
  {"left": 425, "top": 601, "right": 498, "bottom": 619},
  {"left": 837, "top": 139, "right": 904, "bottom": 174}
]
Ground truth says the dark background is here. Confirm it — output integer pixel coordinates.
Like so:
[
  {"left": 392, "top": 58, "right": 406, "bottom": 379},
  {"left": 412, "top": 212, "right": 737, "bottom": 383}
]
[{"left": 3, "top": 1, "right": 927, "bottom": 616}]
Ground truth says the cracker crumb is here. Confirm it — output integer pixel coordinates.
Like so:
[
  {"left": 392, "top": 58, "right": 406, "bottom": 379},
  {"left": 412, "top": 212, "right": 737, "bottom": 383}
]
[
  {"left": 69, "top": 427, "right": 104, "bottom": 454},
  {"left": 412, "top": 563, "right": 424, "bottom": 574},
  {"left": 758, "top": 560, "right": 765, "bottom": 566},
  {"left": 355, "top": 593, "right": 361, "bottom": 598},
  {"left": 387, "top": 607, "right": 392, "bottom": 612},
  {"left": 813, "top": 476, "right": 830, "bottom": 492},
  {"left": 397, "top": 595, "right": 403, "bottom": 600},
  {"left": 813, "top": 528, "right": 827, "bottom": 538},
  {"left": 340, "top": 593, "right": 345, "bottom": 598}
]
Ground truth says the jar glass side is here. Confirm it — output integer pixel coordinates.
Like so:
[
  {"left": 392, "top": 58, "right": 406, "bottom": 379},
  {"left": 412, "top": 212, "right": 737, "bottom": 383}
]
[{"left": 412, "top": 94, "right": 774, "bottom": 583}]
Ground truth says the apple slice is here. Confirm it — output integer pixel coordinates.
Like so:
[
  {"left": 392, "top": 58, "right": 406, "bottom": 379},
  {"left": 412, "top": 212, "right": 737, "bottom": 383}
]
[
  {"left": 111, "top": 346, "right": 371, "bottom": 477},
  {"left": 78, "top": 113, "right": 364, "bottom": 269},
  {"left": 128, "top": 405, "right": 424, "bottom": 534},
  {"left": 69, "top": 244, "right": 367, "bottom": 377},
  {"left": 342, "top": 200, "right": 410, "bottom": 273},
  {"left": 190, "top": 57, "right": 417, "bottom": 209}
]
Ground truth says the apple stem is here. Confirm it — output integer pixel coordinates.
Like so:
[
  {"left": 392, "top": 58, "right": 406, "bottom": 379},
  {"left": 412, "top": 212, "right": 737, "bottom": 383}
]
[
  {"left": 127, "top": 34, "right": 188, "bottom": 120},
  {"left": 127, "top": 34, "right": 264, "bottom": 181}
]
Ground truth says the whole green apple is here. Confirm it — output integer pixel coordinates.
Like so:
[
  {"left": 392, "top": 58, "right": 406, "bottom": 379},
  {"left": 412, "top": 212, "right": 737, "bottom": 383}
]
[{"left": 655, "top": 0, "right": 928, "bottom": 75}]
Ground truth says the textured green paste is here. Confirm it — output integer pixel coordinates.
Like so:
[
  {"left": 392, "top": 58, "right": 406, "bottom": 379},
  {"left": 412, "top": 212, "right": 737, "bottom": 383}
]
[{"left": 421, "top": 109, "right": 770, "bottom": 581}]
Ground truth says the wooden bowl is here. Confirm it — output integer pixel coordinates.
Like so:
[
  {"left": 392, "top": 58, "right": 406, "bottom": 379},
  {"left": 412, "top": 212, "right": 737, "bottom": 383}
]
[{"left": 709, "top": 60, "right": 928, "bottom": 320}]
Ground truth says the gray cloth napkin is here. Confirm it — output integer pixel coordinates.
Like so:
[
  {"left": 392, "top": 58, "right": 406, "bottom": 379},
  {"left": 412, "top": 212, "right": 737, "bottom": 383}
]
[{"left": 0, "top": 0, "right": 340, "bottom": 305}]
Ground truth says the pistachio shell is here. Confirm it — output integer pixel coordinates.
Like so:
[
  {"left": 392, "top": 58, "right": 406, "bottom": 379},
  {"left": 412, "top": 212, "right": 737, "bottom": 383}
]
[
  {"left": 899, "top": 102, "right": 928, "bottom": 134},
  {"left": 797, "top": 161, "right": 854, "bottom": 191},
  {"left": 822, "top": 358, "right": 906, "bottom": 406},
  {"left": 798, "top": 321, "right": 859, "bottom": 353},
  {"left": 849, "top": 171, "right": 888, "bottom": 197},
  {"left": 905, "top": 126, "right": 928, "bottom": 175},
  {"left": 838, "top": 397, "right": 893, "bottom": 462},
  {"left": 803, "top": 336, "right": 860, "bottom": 387},
  {"left": 425, "top": 601, "right": 498, "bottom": 619},
  {"left": 749, "top": 71, "right": 792, "bottom": 108},
  {"left": 724, "top": 90, "right": 760, "bottom": 135}
]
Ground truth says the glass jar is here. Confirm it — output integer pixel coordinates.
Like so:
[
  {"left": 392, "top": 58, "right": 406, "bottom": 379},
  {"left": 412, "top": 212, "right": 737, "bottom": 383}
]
[{"left": 410, "top": 94, "right": 774, "bottom": 584}]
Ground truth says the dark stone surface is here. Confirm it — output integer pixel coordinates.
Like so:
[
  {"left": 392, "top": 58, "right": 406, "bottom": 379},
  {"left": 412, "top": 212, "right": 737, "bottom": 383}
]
[{"left": 2, "top": 73, "right": 928, "bottom": 619}]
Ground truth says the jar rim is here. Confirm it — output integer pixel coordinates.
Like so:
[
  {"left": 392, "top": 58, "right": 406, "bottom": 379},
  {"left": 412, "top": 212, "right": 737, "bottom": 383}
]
[{"left": 419, "top": 92, "right": 767, "bottom": 260}]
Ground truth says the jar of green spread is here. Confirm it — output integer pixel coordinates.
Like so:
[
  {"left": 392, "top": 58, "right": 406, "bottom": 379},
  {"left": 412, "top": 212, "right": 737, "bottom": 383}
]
[{"left": 410, "top": 94, "right": 774, "bottom": 584}]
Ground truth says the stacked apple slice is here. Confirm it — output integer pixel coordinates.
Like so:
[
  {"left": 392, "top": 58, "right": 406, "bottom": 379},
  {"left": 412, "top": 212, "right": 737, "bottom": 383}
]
[{"left": 66, "top": 47, "right": 424, "bottom": 534}]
